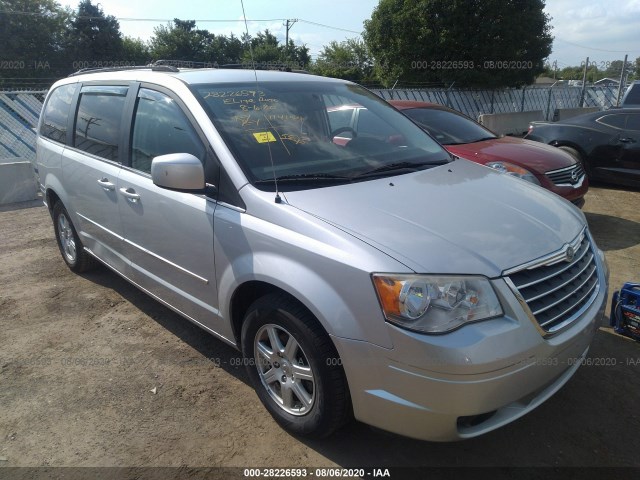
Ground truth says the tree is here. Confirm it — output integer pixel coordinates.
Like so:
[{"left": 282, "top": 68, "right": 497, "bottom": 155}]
[
  {"left": 122, "top": 37, "right": 150, "bottom": 66},
  {"left": 0, "top": 0, "right": 72, "bottom": 86},
  {"left": 240, "top": 29, "right": 310, "bottom": 69},
  {"left": 558, "top": 65, "right": 584, "bottom": 81},
  {"left": 312, "top": 38, "right": 374, "bottom": 82},
  {"left": 283, "top": 39, "right": 311, "bottom": 69},
  {"left": 243, "top": 29, "right": 281, "bottom": 64},
  {"left": 67, "top": 0, "right": 124, "bottom": 64},
  {"left": 149, "top": 19, "right": 212, "bottom": 62},
  {"left": 205, "top": 33, "right": 244, "bottom": 66},
  {"left": 363, "top": 0, "right": 553, "bottom": 88}
]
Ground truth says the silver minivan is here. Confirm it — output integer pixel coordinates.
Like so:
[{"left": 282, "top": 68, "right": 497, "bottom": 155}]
[{"left": 35, "top": 67, "right": 608, "bottom": 441}]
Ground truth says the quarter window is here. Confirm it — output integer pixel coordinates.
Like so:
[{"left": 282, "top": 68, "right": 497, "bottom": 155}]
[
  {"left": 131, "top": 89, "right": 205, "bottom": 174},
  {"left": 74, "top": 86, "right": 128, "bottom": 161},
  {"left": 40, "top": 84, "right": 77, "bottom": 143},
  {"left": 597, "top": 114, "right": 627, "bottom": 129}
]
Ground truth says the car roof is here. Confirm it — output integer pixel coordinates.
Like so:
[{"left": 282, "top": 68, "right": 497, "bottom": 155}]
[
  {"left": 558, "top": 107, "right": 640, "bottom": 125},
  {"left": 58, "top": 67, "right": 345, "bottom": 86}
]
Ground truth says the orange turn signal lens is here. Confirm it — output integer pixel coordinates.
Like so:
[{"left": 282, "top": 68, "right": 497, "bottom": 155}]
[{"left": 373, "top": 276, "right": 402, "bottom": 317}]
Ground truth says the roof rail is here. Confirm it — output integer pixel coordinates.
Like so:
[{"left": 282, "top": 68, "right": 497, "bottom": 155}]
[
  {"left": 66, "top": 60, "right": 311, "bottom": 77},
  {"left": 68, "top": 64, "right": 179, "bottom": 77},
  {"left": 220, "top": 63, "right": 310, "bottom": 74},
  {"left": 154, "top": 59, "right": 310, "bottom": 73},
  {"left": 153, "top": 59, "right": 219, "bottom": 69}
]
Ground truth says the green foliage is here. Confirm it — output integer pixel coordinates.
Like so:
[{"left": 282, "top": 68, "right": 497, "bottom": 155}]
[
  {"left": 552, "top": 58, "right": 638, "bottom": 83},
  {"left": 149, "top": 19, "right": 212, "bottom": 62},
  {"left": 123, "top": 37, "right": 151, "bottom": 65},
  {"left": 363, "top": 0, "right": 553, "bottom": 88},
  {"left": 311, "top": 38, "right": 374, "bottom": 83},
  {"left": 205, "top": 33, "right": 244, "bottom": 66},
  {"left": 241, "top": 29, "right": 310, "bottom": 69},
  {"left": 0, "top": 0, "right": 72, "bottom": 85},
  {"left": 67, "top": 0, "right": 123, "bottom": 62},
  {"left": 284, "top": 39, "right": 311, "bottom": 69}
]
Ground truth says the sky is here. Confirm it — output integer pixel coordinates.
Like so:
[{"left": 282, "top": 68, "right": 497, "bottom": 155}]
[{"left": 57, "top": 0, "right": 640, "bottom": 68}]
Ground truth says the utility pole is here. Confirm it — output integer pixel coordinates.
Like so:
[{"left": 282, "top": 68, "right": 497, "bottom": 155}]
[
  {"left": 616, "top": 54, "right": 628, "bottom": 107},
  {"left": 579, "top": 57, "right": 589, "bottom": 107},
  {"left": 284, "top": 19, "right": 298, "bottom": 60}
]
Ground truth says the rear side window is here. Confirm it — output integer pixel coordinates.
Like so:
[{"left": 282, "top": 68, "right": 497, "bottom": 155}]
[
  {"left": 40, "top": 84, "right": 77, "bottom": 143},
  {"left": 130, "top": 88, "right": 205, "bottom": 174},
  {"left": 74, "top": 86, "right": 128, "bottom": 162},
  {"left": 597, "top": 114, "right": 627, "bottom": 129},
  {"left": 626, "top": 114, "right": 640, "bottom": 131},
  {"left": 623, "top": 83, "right": 640, "bottom": 105}
]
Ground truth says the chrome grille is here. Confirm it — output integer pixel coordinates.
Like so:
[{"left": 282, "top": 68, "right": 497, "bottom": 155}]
[
  {"left": 507, "top": 231, "right": 599, "bottom": 334},
  {"left": 545, "top": 163, "right": 585, "bottom": 186}
]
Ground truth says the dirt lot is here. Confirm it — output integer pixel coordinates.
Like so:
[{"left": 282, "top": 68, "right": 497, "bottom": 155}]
[{"left": 1, "top": 184, "right": 639, "bottom": 472}]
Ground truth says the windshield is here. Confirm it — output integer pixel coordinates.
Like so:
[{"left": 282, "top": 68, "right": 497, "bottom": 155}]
[
  {"left": 402, "top": 108, "right": 497, "bottom": 145},
  {"left": 193, "top": 81, "right": 451, "bottom": 190}
]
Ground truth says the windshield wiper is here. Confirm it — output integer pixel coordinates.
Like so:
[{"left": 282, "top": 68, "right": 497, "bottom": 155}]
[
  {"left": 471, "top": 136, "right": 497, "bottom": 143},
  {"left": 352, "top": 160, "right": 449, "bottom": 179},
  {"left": 254, "top": 173, "right": 352, "bottom": 185}
]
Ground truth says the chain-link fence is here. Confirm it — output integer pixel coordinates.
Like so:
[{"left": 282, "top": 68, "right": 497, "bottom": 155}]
[
  {"left": 0, "top": 90, "right": 47, "bottom": 162},
  {"left": 0, "top": 85, "right": 621, "bottom": 163},
  {"left": 371, "top": 85, "right": 619, "bottom": 122}
]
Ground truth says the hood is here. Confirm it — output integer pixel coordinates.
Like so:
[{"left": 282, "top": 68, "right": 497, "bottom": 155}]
[
  {"left": 446, "top": 136, "right": 575, "bottom": 174},
  {"left": 282, "top": 159, "right": 585, "bottom": 278}
]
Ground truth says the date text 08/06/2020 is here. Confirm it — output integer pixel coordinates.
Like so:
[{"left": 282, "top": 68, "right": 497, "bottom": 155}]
[{"left": 411, "top": 60, "right": 534, "bottom": 70}]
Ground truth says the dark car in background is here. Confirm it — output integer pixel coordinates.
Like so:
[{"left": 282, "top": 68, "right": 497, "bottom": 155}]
[
  {"left": 526, "top": 109, "right": 640, "bottom": 188},
  {"left": 621, "top": 81, "right": 640, "bottom": 108},
  {"left": 385, "top": 101, "right": 588, "bottom": 206}
]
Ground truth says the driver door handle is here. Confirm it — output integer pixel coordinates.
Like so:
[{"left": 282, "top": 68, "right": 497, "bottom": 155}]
[
  {"left": 119, "top": 187, "right": 140, "bottom": 202},
  {"left": 97, "top": 178, "right": 115, "bottom": 191},
  {"left": 619, "top": 137, "right": 636, "bottom": 144}
]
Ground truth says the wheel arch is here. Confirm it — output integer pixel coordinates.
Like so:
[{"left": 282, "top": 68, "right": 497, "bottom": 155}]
[
  {"left": 549, "top": 140, "right": 588, "bottom": 161},
  {"left": 229, "top": 280, "right": 296, "bottom": 348},
  {"left": 43, "top": 178, "right": 71, "bottom": 217}
]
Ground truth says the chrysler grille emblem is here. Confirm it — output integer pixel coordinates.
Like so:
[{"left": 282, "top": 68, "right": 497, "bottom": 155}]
[
  {"left": 570, "top": 169, "right": 579, "bottom": 183},
  {"left": 565, "top": 246, "right": 575, "bottom": 262}
]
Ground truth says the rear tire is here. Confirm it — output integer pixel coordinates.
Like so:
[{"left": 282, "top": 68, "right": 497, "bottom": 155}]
[
  {"left": 241, "top": 293, "right": 351, "bottom": 438},
  {"left": 52, "top": 202, "right": 97, "bottom": 273}
]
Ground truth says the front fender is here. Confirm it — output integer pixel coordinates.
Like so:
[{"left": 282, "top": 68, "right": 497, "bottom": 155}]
[{"left": 213, "top": 205, "right": 408, "bottom": 349}]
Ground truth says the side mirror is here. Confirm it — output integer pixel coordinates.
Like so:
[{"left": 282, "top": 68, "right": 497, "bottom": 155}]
[{"left": 151, "top": 153, "right": 205, "bottom": 191}]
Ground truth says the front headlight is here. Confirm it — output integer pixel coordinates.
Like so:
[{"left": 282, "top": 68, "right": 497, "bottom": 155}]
[
  {"left": 372, "top": 274, "right": 503, "bottom": 334},
  {"left": 486, "top": 161, "right": 541, "bottom": 185}
]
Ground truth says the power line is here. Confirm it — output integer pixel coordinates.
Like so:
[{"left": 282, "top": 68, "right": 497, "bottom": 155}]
[
  {"left": 554, "top": 37, "right": 636, "bottom": 54},
  {"left": 1, "top": 9, "right": 363, "bottom": 34},
  {"left": 298, "top": 19, "right": 361, "bottom": 35}
]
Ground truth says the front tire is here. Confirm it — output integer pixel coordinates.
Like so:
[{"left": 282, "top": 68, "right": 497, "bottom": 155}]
[
  {"left": 241, "top": 293, "right": 351, "bottom": 438},
  {"left": 558, "top": 145, "right": 591, "bottom": 176},
  {"left": 52, "top": 202, "right": 97, "bottom": 273}
]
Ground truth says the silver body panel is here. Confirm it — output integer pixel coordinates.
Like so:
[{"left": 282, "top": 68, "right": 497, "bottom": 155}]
[
  {"left": 36, "top": 69, "right": 608, "bottom": 441},
  {"left": 116, "top": 167, "right": 224, "bottom": 337},
  {"left": 62, "top": 148, "right": 128, "bottom": 273}
]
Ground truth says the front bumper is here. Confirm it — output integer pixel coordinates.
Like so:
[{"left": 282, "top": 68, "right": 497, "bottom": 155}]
[{"left": 332, "top": 272, "right": 608, "bottom": 441}]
